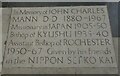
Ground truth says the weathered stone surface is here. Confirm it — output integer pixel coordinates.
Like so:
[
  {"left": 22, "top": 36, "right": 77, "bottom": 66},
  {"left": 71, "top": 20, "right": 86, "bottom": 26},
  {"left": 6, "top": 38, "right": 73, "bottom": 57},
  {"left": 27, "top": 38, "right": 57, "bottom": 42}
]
[
  {"left": 2, "top": 6, "right": 118, "bottom": 74},
  {"left": 1, "top": 8, "right": 12, "bottom": 75}
]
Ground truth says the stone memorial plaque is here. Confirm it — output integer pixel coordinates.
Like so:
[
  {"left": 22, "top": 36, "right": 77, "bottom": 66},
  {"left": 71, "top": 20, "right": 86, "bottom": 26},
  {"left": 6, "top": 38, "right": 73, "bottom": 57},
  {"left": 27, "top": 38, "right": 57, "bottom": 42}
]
[{"left": 3, "top": 6, "right": 117, "bottom": 68}]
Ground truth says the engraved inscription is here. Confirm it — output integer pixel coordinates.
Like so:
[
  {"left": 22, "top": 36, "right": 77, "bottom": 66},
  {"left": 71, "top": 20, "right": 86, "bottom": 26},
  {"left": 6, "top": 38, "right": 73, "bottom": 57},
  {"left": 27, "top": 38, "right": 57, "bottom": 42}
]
[{"left": 3, "top": 6, "right": 117, "bottom": 67}]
